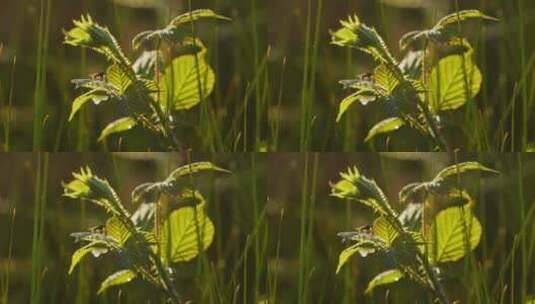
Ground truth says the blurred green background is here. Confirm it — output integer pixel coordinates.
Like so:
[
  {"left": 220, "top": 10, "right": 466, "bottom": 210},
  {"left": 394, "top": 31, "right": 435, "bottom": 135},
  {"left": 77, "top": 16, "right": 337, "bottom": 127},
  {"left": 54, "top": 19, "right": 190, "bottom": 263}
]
[
  {"left": 0, "top": 0, "right": 534, "bottom": 151},
  {"left": 2, "top": 153, "right": 535, "bottom": 303},
  {"left": 0, "top": 153, "right": 268, "bottom": 303},
  {"left": 268, "top": 153, "right": 535, "bottom": 303}
]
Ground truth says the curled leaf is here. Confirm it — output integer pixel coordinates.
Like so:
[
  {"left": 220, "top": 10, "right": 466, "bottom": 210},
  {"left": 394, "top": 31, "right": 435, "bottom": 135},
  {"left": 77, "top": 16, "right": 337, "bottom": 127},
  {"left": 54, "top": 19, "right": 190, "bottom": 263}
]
[
  {"left": 64, "top": 15, "right": 131, "bottom": 66},
  {"left": 437, "top": 10, "right": 499, "bottom": 28},
  {"left": 69, "top": 243, "right": 99, "bottom": 274},
  {"left": 331, "top": 15, "right": 397, "bottom": 66},
  {"left": 98, "top": 117, "right": 137, "bottom": 142},
  {"left": 365, "top": 117, "right": 405, "bottom": 142},
  {"left": 365, "top": 269, "right": 404, "bottom": 294},
  {"left": 433, "top": 161, "right": 499, "bottom": 181},
  {"left": 132, "top": 9, "right": 230, "bottom": 50},
  {"left": 98, "top": 269, "right": 137, "bottom": 294}
]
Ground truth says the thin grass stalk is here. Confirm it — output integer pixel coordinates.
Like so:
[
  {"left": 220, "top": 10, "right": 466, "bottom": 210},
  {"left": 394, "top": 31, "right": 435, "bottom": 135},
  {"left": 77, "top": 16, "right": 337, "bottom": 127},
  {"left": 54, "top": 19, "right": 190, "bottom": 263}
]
[
  {"left": 30, "top": 153, "right": 49, "bottom": 304},
  {"left": 297, "top": 153, "right": 310, "bottom": 303},
  {"left": 299, "top": 0, "right": 313, "bottom": 151},
  {"left": 32, "top": 0, "right": 51, "bottom": 151},
  {"left": 517, "top": 0, "right": 528, "bottom": 150}
]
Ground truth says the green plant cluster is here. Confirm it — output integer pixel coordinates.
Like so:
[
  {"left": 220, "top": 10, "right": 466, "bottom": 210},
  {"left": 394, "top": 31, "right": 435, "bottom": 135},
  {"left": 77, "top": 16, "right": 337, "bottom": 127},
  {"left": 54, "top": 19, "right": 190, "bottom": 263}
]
[
  {"left": 64, "top": 10, "right": 230, "bottom": 150},
  {"left": 63, "top": 161, "right": 230, "bottom": 303},
  {"left": 331, "top": 161, "right": 499, "bottom": 303},
  {"left": 331, "top": 10, "right": 498, "bottom": 151}
]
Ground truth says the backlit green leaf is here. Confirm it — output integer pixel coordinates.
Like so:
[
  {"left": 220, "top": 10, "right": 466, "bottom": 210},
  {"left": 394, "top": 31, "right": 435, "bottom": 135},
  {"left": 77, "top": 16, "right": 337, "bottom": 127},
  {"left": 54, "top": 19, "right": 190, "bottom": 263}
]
[
  {"left": 365, "top": 269, "right": 403, "bottom": 294},
  {"left": 375, "top": 65, "right": 400, "bottom": 94},
  {"left": 170, "top": 9, "right": 231, "bottom": 27},
  {"left": 437, "top": 10, "right": 499, "bottom": 28},
  {"left": 168, "top": 161, "right": 231, "bottom": 181},
  {"left": 160, "top": 53, "right": 215, "bottom": 110},
  {"left": 428, "top": 54, "right": 482, "bottom": 112},
  {"left": 69, "top": 89, "right": 108, "bottom": 121},
  {"left": 373, "top": 217, "right": 399, "bottom": 246},
  {"left": 132, "top": 10, "right": 229, "bottom": 50},
  {"left": 336, "top": 91, "right": 377, "bottom": 122},
  {"left": 434, "top": 161, "right": 499, "bottom": 181},
  {"left": 336, "top": 243, "right": 366, "bottom": 274},
  {"left": 365, "top": 117, "right": 405, "bottom": 142},
  {"left": 331, "top": 15, "right": 397, "bottom": 66},
  {"left": 98, "top": 117, "right": 137, "bottom": 142},
  {"left": 97, "top": 269, "right": 137, "bottom": 294},
  {"left": 106, "top": 217, "right": 132, "bottom": 246},
  {"left": 63, "top": 167, "right": 130, "bottom": 218},
  {"left": 160, "top": 204, "right": 214, "bottom": 264},
  {"left": 427, "top": 206, "right": 482, "bottom": 263},
  {"left": 64, "top": 15, "right": 131, "bottom": 66},
  {"left": 69, "top": 243, "right": 101, "bottom": 274},
  {"left": 106, "top": 65, "right": 132, "bottom": 94}
]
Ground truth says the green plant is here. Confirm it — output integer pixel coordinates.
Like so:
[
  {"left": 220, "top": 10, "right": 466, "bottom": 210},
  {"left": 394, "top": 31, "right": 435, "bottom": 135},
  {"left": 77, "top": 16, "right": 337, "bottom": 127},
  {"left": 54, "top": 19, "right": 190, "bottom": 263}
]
[
  {"left": 331, "top": 161, "right": 499, "bottom": 303},
  {"left": 63, "top": 162, "right": 230, "bottom": 303},
  {"left": 64, "top": 10, "right": 230, "bottom": 150},
  {"left": 331, "top": 10, "right": 498, "bottom": 151}
]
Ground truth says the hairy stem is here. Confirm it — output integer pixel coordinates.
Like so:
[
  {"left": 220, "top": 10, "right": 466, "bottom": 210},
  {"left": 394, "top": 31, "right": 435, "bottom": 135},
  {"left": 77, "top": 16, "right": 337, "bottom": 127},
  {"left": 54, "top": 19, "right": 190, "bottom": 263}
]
[
  {"left": 421, "top": 41, "right": 449, "bottom": 151},
  {"left": 418, "top": 252, "right": 449, "bottom": 304}
]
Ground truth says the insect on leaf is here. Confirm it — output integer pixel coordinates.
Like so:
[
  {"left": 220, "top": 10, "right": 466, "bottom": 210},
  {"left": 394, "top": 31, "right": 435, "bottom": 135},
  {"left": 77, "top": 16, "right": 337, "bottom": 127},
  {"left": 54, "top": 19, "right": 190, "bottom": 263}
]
[
  {"left": 365, "top": 117, "right": 405, "bottom": 142},
  {"left": 365, "top": 269, "right": 404, "bottom": 294},
  {"left": 97, "top": 269, "right": 137, "bottom": 294}
]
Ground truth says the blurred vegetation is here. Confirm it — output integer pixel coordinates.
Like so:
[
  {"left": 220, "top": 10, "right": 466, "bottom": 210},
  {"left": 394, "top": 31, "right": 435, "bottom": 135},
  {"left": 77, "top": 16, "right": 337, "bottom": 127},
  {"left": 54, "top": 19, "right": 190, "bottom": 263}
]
[
  {"left": 268, "top": 153, "right": 535, "bottom": 303},
  {"left": 0, "top": 0, "right": 534, "bottom": 151},
  {"left": 1, "top": 153, "right": 535, "bottom": 303},
  {"left": 0, "top": 153, "right": 268, "bottom": 303}
]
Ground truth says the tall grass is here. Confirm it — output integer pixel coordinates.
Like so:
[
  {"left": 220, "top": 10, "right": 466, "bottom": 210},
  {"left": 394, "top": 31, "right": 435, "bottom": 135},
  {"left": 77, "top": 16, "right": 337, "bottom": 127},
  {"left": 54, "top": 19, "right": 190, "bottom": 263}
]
[
  {"left": 30, "top": 153, "right": 49, "bottom": 304},
  {"left": 32, "top": 0, "right": 51, "bottom": 151},
  {"left": 0, "top": 207, "right": 16, "bottom": 304},
  {"left": 1, "top": 0, "right": 534, "bottom": 150}
]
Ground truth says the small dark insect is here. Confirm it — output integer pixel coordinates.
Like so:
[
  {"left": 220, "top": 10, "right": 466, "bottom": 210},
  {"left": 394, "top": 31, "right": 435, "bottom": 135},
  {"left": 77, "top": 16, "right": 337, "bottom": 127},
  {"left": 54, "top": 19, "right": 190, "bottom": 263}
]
[
  {"left": 89, "top": 224, "right": 106, "bottom": 235},
  {"left": 357, "top": 224, "right": 373, "bottom": 234},
  {"left": 359, "top": 73, "right": 374, "bottom": 81},
  {"left": 90, "top": 72, "right": 106, "bottom": 82}
]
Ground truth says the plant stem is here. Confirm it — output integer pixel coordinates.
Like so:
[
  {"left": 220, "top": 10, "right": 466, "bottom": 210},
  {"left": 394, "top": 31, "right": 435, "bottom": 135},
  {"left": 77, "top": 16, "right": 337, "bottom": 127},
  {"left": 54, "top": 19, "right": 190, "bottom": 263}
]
[
  {"left": 149, "top": 251, "right": 182, "bottom": 303},
  {"left": 421, "top": 41, "right": 449, "bottom": 151},
  {"left": 418, "top": 252, "right": 449, "bottom": 304}
]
